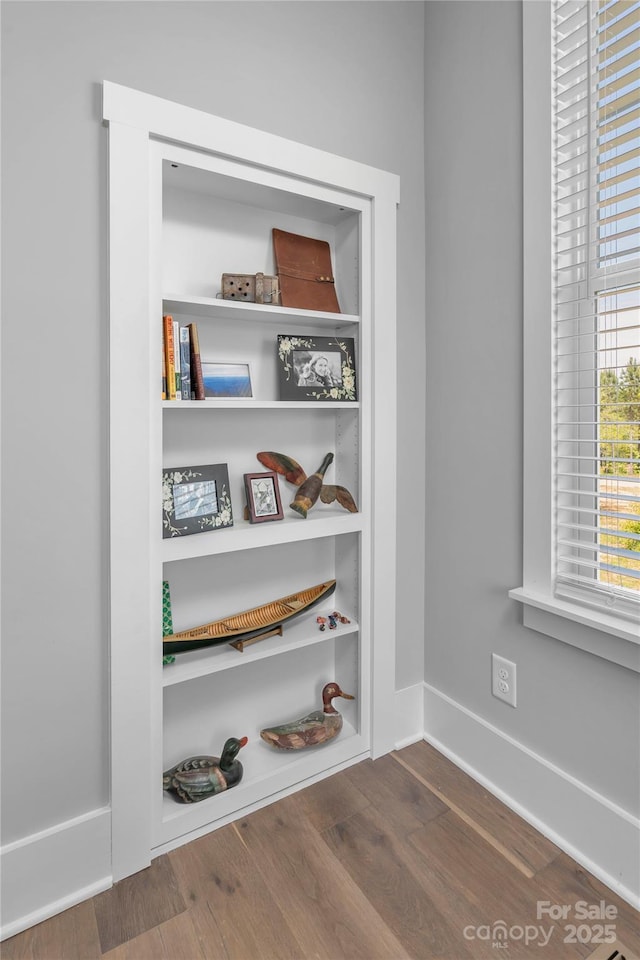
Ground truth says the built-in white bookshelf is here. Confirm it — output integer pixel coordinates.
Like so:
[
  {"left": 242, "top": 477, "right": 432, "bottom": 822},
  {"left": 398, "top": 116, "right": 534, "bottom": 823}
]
[
  {"left": 105, "top": 81, "right": 398, "bottom": 881},
  {"left": 163, "top": 293, "right": 360, "bottom": 327}
]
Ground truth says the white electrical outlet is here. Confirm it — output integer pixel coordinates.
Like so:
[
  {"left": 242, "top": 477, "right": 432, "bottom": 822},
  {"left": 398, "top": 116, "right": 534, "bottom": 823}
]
[{"left": 492, "top": 653, "right": 517, "bottom": 707}]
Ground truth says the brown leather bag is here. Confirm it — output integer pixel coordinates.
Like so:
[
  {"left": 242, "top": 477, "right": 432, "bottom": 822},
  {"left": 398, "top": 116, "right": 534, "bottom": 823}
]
[{"left": 272, "top": 228, "right": 341, "bottom": 313}]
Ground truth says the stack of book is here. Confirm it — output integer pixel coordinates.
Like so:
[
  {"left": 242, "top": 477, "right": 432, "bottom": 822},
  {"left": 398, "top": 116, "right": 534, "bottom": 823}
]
[{"left": 162, "top": 315, "right": 205, "bottom": 400}]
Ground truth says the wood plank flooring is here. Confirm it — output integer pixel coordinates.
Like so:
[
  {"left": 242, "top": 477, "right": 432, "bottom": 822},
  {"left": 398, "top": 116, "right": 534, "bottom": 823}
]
[{"left": 3, "top": 741, "right": 639, "bottom": 960}]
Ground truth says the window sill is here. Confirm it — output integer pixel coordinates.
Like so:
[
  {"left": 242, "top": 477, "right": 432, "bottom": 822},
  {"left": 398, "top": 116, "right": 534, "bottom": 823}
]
[{"left": 509, "top": 587, "right": 640, "bottom": 673}]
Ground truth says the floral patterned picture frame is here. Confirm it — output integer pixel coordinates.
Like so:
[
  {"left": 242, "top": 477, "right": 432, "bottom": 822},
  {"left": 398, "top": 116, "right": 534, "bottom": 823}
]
[
  {"left": 277, "top": 335, "right": 357, "bottom": 402},
  {"left": 162, "top": 463, "right": 233, "bottom": 538}
]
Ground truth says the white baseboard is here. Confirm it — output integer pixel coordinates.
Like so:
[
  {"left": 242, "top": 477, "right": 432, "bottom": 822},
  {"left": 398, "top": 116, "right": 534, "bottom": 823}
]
[
  {"left": 393, "top": 682, "right": 425, "bottom": 749},
  {"left": 423, "top": 682, "right": 640, "bottom": 910},
  {"left": 0, "top": 807, "right": 112, "bottom": 941},
  {"left": 3, "top": 681, "right": 637, "bottom": 939}
]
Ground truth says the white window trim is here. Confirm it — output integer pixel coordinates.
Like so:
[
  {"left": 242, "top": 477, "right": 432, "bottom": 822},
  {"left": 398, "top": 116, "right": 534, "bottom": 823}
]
[{"left": 511, "top": 1, "right": 640, "bottom": 674}]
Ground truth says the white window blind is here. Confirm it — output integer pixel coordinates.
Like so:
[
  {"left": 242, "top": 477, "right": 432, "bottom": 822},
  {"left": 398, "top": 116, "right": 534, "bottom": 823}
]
[{"left": 553, "top": 0, "right": 640, "bottom": 620}]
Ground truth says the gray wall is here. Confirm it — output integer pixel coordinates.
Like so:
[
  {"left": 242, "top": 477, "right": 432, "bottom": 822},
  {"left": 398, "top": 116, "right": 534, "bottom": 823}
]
[
  {"left": 1, "top": 1, "right": 426, "bottom": 843},
  {"left": 424, "top": 0, "right": 640, "bottom": 815},
  {"left": 4, "top": 0, "right": 636, "bottom": 862}
]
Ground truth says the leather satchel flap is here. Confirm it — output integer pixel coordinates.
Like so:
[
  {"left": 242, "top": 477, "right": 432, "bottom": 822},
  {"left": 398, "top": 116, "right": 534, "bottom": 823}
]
[{"left": 273, "top": 228, "right": 341, "bottom": 313}]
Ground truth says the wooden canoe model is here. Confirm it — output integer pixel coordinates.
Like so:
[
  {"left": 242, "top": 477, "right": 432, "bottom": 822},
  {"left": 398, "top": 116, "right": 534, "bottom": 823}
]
[{"left": 163, "top": 579, "right": 337, "bottom": 655}]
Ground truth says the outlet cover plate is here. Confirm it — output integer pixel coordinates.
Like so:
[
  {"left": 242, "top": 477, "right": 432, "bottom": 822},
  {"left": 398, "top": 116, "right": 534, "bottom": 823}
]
[{"left": 492, "top": 653, "right": 517, "bottom": 707}]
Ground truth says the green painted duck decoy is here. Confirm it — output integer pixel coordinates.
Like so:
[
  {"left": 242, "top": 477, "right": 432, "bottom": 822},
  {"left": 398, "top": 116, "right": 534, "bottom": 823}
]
[
  {"left": 256, "top": 451, "right": 358, "bottom": 519},
  {"left": 260, "top": 682, "right": 354, "bottom": 750},
  {"left": 163, "top": 736, "right": 248, "bottom": 803}
]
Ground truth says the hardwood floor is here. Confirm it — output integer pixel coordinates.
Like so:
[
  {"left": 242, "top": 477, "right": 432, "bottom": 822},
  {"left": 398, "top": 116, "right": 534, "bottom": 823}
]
[{"left": 3, "top": 742, "right": 639, "bottom": 960}]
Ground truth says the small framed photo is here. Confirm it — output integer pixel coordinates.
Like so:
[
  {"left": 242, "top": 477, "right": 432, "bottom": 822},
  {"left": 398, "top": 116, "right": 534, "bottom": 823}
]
[
  {"left": 162, "top": 464, "right": 233, "bottom": 538},
  {"left": 244, "top": 471, "right": 284, "bottom": 523},
  {"left": 202, "top": 362, "right": 252, "bottom": 398},
  {"left": 277, "top": 335, "right": 357, "bottom": 401}
]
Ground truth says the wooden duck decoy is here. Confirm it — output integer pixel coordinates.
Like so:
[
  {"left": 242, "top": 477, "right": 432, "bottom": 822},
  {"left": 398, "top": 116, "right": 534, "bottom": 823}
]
[
  {"left": 260, "top": 682, "right": 354, "bottom": 750},
  {"left": 256, "top": 451, "right": 357, "bottom": 519},
  {"left": 163, "top": 736, "right": 248, "bottom": 803}
]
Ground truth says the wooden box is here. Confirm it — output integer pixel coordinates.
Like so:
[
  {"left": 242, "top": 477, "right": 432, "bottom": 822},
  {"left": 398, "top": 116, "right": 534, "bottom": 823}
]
[{"left": 222, "top": 272, "right": 280, "bottom": 305}]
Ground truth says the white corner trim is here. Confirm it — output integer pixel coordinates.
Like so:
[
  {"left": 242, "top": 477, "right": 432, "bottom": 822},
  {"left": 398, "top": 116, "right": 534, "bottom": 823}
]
[
  {"left": 393, "top": 683, "right": 425, "bottom": 750},
  {"left": 0, "top": 807, "right": 112, "bottom": 941},
  {"left": 423, "top": 683, "right": 640, "bottom": 910}
]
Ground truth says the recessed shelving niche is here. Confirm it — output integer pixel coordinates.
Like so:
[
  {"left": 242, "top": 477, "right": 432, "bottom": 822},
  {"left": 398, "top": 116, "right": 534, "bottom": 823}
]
[{"left": 106, "top": 80, "right": 398, "bottom": 881}]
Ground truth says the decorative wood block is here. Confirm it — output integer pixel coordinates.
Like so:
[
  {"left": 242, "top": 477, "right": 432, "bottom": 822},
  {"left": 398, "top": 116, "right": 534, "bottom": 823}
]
[{"left": 221, "top": 273, "right": 280, "bottom": 305}]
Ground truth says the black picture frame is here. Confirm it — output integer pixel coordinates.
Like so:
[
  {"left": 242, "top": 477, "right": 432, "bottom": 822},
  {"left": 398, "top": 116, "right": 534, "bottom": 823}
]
[
  {"left": 244, "top": 471, "right": 284, "bottom": 523},
  {"left": 162, "top": 463, "right": 233, "bottom": 538},
  {"left": 277, "top": 335, "right": 357, "bottom": 401}
]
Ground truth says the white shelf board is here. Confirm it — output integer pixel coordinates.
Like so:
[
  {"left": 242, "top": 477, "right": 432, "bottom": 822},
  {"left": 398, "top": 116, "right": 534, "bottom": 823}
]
[
  {"left": 158, "top": 724, "right": 365, "bottom": 846},
  {"left": 162, "top": 614, "right": 358, "bottom": 686},
  {"left": 162, "top": 159, "right": 359, "bottom": 225},
  {"left": 162, "top": 399, "right": 359, "bottom": 410},
  {"left": 163, "top": 294, "right": 360, "bottom": 327},
  {"left": 162, "top": 510, "right": 363, "bottom": 563}
]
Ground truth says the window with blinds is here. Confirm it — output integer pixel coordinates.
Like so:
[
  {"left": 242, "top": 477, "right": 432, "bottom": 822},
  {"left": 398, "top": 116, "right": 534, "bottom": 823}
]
[{"left": 553, "top": 0, "right": 640, "bottom": 620}]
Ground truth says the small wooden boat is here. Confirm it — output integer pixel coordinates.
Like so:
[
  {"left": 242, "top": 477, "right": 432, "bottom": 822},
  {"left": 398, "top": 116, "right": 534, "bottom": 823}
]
[{"left": 163, "top": 579, "right": 337, "bottom": 655}]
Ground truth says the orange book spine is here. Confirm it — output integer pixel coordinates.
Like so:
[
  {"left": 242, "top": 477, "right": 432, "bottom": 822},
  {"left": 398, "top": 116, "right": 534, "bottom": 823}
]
[{"left": 163, "top": 315, "right": 176, "bottom": 401}]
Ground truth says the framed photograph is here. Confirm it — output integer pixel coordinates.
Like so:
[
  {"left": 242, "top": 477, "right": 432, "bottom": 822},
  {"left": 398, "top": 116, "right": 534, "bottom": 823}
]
[
  {"left": 162, "top": 464, "right": 233, "bottom": 538},
  {"left": 202, "top": 362, "right": 252, "bottom": 398},
  {"left": 244, "top": 471, "right": 284, "bottom": 523},
  {"left": 277, "top": 335, "right": 357, "bottom": 401}
]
